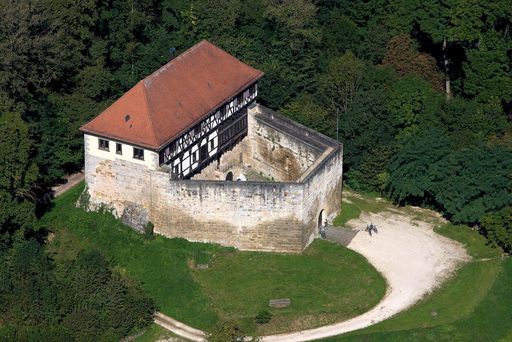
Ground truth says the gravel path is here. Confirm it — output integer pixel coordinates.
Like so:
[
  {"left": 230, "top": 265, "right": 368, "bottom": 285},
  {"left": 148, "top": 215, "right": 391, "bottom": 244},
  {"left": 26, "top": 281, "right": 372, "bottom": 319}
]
[
  {"left": 52, "top": 171, "right": 84, "bottom": 197},
  {"left": 260, "top": 211, "right": 469, "bottom": 341},
  {"left": 155, "top": 209, "right": 469, "bottom": 342}
]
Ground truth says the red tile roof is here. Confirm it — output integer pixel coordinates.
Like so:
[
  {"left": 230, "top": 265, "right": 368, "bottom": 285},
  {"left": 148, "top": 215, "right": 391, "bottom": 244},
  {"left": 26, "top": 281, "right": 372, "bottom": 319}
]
[{"left": 80, "top": 40, "right": 264, "bottom": 150}]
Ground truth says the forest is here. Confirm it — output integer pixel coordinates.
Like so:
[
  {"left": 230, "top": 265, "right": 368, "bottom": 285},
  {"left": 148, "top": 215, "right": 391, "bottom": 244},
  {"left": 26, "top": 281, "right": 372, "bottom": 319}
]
[{"left": 0, "top": 0, "right": 511, "bottom": 339}]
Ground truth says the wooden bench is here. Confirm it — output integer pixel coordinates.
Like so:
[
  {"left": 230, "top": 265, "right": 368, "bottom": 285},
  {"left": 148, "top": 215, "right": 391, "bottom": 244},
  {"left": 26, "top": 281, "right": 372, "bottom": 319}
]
[{"left": 269, "top": 298, "right": 291, "bottom": 308}]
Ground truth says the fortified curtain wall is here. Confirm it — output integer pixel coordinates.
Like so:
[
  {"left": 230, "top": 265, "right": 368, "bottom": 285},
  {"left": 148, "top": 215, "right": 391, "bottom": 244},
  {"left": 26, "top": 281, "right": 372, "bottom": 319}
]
[{"left": 83, "top": 105, "right": 343, "bottom": 252}]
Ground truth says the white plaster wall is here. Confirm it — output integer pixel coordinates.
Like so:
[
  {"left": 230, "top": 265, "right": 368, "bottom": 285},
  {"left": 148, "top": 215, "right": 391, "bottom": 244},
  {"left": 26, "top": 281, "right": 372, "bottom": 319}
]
[{"left": 84, "top": 133, "right": 159, "bottom": 170}]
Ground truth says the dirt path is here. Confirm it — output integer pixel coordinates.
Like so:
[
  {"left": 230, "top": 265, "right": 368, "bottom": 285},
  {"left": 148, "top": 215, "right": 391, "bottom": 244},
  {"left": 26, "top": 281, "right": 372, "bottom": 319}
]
[
  {"left": 52, "top": 171, "right": 84, "bottom": 197},
  {"left": 260, "top": 211, "right": 469, "bottom": 341}
]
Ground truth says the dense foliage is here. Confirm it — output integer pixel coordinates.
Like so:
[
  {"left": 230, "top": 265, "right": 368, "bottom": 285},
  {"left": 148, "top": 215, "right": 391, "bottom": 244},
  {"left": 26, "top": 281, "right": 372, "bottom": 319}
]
[
  {"left": 0, "top": 240, "right": 154, "bottom": 340},
  {"left": 0, "top": 0, "right": 511, "bottom": 337},
  {"left": 481, "top": 207, "right": 512, "bottom": 253}
]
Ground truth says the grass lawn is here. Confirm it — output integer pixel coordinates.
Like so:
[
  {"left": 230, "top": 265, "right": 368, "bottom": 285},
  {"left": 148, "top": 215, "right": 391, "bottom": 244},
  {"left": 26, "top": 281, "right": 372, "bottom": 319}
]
[
  {"left": 333, "top": 189, "right": 445, "bottom": 228},
  {"left": 333, "top": 200, "right": 361, "bottom": 226},
  {"left": 42, "top": 182, "right": 386, "bottom": 335},
  {"left": 133, "top": 324, "right": 179, "bottom": 342},
  {"left": 193, "top": 240, "right": 386, "bottom": 335},
  {"left": 322, "top": 224, "right": 512, "bottom": 341}
]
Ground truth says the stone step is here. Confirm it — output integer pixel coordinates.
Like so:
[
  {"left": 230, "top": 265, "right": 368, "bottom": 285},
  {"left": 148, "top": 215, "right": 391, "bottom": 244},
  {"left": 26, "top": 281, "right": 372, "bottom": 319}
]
[{"left": 324, "top": 227, "right": 358, "bottom": 246}]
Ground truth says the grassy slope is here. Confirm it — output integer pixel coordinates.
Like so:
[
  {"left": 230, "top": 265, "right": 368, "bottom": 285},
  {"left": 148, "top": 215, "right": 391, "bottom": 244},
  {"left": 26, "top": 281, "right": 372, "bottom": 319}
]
[
  {"left": 43, "top": 183, "right": 223, "bottom": 330},
  {"left": 193, "top": 240, "right": 386, "bottom": 334},
  {"left": 42, "top": 182, "right": 385, "bottom": 334},
  {"left": 333, "top": 191, "right": 402, "bottom": 228},
  {"left": 323, "top": 224, "right": 512, "bottom": 341}
]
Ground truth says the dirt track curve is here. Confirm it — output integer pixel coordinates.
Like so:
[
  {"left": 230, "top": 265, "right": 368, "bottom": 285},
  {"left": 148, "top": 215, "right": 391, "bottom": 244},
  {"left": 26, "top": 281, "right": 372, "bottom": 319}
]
[{"left": 154, "top": 210, "right": 469, "bottom": 341}]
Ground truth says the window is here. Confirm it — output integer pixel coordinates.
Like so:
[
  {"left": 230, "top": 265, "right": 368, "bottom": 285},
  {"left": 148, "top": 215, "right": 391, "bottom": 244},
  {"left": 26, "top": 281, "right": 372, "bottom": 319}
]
[
  {"left": 236, "top": 93, "right": 243, "bottom": 106},
  {"left": 192, "top": 151, "right": 197, "bottom": 163},
  {"left": 133, "top": 148, "right": 144, "bottom": 160},
  {"left": 98, "top": 138, "right": 109, "bottom": 151},
  {"left": 220, "top": 105, "right": 226, "bottom": 116},
  {"left": 174, "top": 164, "right": 180, "bottom": 175},
  {"left": 200, "top": 144, "right": 208, "bottom": 161},
  {"left": 194, "top": 125, "right": 200, "bottom": 135},
  {"left": 116, "top": 143, "right": 122, "bottom": 155},
  {"left": 210, "top": 140, "right": 214, "bottom": 150}
]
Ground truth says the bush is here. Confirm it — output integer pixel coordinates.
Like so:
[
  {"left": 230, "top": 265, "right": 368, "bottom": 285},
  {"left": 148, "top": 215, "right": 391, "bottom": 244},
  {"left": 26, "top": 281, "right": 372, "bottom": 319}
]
[
  {"left": 144, "top": 221, "right": 154, "bottom": 240},
  {"left": 207, "top": 320, "right": 258, "bottom": 342},
  {"left": 481, "top": 207, "right": 512, "bottom": 253},
  {"left": 255, "top": 309, "right": 272, "bottom": 324}
]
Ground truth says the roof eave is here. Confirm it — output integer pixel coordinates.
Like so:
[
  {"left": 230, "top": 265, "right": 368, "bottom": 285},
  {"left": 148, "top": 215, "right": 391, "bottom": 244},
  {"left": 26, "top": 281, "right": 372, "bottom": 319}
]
[{"left": 80, "top": 128, "right": 160, "bottom": 151}]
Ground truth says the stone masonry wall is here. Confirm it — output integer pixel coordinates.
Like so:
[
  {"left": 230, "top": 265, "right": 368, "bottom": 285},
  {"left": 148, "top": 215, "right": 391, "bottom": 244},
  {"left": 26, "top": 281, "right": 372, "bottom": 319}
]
[
  {"left": 191, "top": 139, "right": 248, "bottom": 181},
  {"left": 84, "top": 154, "right": 153, "bottom": 232},
  {"left": 151, "top": 177, "right": 304, "bottom": 252},
  {"left": 244, "top": 105, "right": 321, "bottom": 182},
  {"left": 301, "top": 148, "right": 343, "bottom": 246},
  {"left": 192, "top": 104, "right": 324, "bottom": 183},
  {"left": 83, "top": 104, "right": 343, "bottom": 252}
]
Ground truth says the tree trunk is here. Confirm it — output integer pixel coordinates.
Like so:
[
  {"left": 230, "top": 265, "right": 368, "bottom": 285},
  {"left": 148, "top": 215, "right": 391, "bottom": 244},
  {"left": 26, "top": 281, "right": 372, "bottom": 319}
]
[{"left": 443, "top": 38, "right": 452, "bottom": 100}]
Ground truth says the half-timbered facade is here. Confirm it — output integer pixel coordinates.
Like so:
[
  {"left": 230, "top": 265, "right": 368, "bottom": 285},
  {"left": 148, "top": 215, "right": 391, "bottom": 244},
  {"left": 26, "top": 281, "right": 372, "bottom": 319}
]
[
  {"left": 80, "top": 40, "right": 264, "bottom": 178},
  {"left": 159, "top": 83, "right": 256, "bottom": 178}
]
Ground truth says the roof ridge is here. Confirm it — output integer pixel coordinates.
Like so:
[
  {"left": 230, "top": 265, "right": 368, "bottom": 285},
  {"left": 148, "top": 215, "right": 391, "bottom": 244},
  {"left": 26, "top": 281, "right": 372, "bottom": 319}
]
[
  {"left": 139, "top": 81, "right": 159, "bottom": 147},
  {"left": 143, "top": 40, "right": 209, "bottom": 83}
]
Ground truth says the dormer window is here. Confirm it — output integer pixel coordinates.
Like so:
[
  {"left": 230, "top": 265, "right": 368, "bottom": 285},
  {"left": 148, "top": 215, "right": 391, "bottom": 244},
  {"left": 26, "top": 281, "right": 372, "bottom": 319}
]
[
  {"left": 98, "top": 138, "right": 109, "bottom": 151},
  {"left": 133, "top": 148, "right": 144, "bottom": 160}
]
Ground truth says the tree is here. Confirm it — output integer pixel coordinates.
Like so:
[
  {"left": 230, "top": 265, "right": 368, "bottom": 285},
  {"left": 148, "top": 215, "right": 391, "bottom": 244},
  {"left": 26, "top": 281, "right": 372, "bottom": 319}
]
[
  {"left": 319, "top": 51, "right": 365, "bottom": 133},
  {"left": 0, "top": 99, "right": 38, "bottom": 241},
  {"left": 384, "top": 0, "right": 452, "bottom": 98},
  {"left": 431, "top": 144, "right": 512, "bottom": 224},
  {"left": 347, "top": 145, "right": 394, "bottom": 193},
  {"left": 264, "top": 0, "right": 319, "bottom": 50},
  {"left": 481, "top": 207, "right": 512, "bottom": 253},
  {"left": 387, "top": 75, "right": 443, "bottom": 141},
  {"left": 279, "top": 95, "right": 333, "bottom": 137},
  {"left": 437, "top": 97, "right": 508, "bottom": 148},
  {"left": 0, "top": 0, "right": 80, "bottom": 102},
  {"left": 338, "top": 65, "right": 396, "bottom": 172},
  {"left": 386, "top": 128, "right": 450, "bottom": 206},
  {"left": 382, "top": 35, "right": 444, "bottom": 91},
  {"left": 0, "top": 239, "right": 58, "bottom": 325},
  {"left": 462, "top": 32, "right": 512, "bottom": 105}
]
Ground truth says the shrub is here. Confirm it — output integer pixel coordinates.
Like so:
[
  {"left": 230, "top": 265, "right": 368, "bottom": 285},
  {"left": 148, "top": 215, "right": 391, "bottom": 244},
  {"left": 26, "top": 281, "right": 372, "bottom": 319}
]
[
  {"left": 144, "top": 221, "right": 154, "bottom": 240},
  {"left": 481, "top": 207, "right": 512, "bottom": 253},
  {"left": 207, "top": 320, "right": 258, "bottom": 342},
  {"left": 255, "top": 309, "right": 272, "bottom": 324}
]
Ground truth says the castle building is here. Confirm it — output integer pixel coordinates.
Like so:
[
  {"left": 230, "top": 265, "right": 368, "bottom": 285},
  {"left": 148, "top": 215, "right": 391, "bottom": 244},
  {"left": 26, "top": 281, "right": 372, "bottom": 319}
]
[
  {"left": 81, "top": 40, "right": 263, "bottom": 179},
  {"left": 81, "top": 41, "right": 343, "bottom": 252}
]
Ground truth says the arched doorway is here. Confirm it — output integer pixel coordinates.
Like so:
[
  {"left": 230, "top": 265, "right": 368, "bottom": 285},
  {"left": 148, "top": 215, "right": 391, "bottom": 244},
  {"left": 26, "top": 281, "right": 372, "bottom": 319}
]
[
  {"left": 225, "top": 171, "right": 233, "bottom": 181},
  {"left": 318, "top": 209, "right": 324, "bottom": 232}
]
